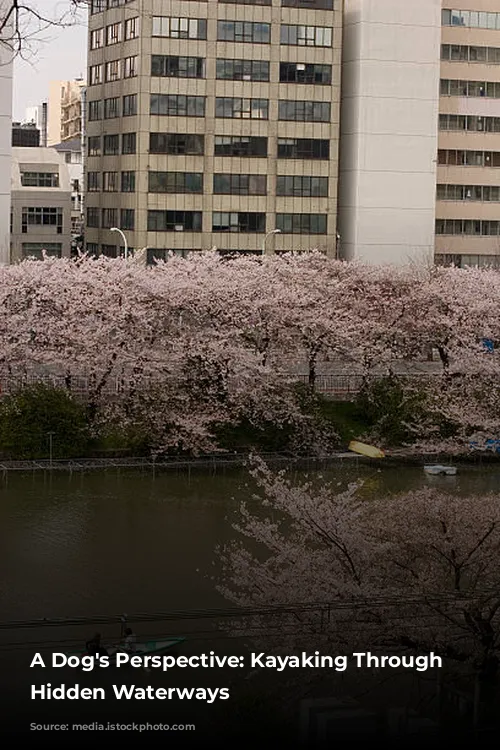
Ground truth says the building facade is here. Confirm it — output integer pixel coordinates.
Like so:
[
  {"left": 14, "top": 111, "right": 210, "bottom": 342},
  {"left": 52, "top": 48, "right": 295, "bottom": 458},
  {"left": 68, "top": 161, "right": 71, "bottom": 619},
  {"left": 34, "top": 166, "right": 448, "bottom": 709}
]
[
  {"left": 11, "top": 147, "right": 73, "bottom": 262},
  {"left": 338, "top": 0, "right": 441, "bottom": 266},
  {"left": 0, "top": 2, "right": 13, "bottom": 265},
  {"left": 436, "top": 1, "right": 500, "bottom": 268},
  {"left": 53, "top": 138, "right": 85, "bottom": 238},
  {"left": 47, "top": 79, "right": 86, "bottom": 146},
  {"left": 12, "top": 122, "right": 40, "bottom": 147},
  {"left": 85, "top": 0, "right": 342, "bottom": 259}
]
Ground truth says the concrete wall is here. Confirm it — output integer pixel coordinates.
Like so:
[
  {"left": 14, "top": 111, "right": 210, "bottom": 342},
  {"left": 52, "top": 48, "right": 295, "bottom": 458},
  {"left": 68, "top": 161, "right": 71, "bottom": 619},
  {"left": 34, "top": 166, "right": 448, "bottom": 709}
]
[
  {"left": 0, "top": 3, "right": 13, "bottom": 264},
  {"left": 338, "top": 0, "right": 441, "bottom": 266}
]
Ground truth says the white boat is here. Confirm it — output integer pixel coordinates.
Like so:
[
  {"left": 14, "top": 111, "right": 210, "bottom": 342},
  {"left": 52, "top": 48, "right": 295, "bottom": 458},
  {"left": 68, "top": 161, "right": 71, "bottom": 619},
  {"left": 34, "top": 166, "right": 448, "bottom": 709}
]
[{"left": 424, "top": 465, "right": 457, "bottom": 476}]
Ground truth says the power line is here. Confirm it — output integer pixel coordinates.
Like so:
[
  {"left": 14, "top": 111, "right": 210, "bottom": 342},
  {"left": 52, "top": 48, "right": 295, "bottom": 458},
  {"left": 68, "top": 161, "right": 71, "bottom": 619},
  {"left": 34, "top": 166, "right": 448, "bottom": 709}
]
[{"left": 1, "top": 591, "right": 499, "bottom": 631}]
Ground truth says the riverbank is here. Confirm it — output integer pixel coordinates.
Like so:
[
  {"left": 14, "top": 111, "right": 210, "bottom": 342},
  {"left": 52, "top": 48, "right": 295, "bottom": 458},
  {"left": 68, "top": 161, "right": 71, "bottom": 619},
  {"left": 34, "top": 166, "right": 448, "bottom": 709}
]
[{"left": 0, "top": 449, "right": 498, "bottom": 473}]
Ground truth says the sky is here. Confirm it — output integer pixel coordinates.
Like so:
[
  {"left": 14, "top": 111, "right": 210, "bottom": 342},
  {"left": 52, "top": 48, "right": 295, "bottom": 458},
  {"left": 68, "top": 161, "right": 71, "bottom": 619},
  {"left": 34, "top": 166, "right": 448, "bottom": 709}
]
[{"left": 13, "top": 6, "right": 87, "bottom": 120}]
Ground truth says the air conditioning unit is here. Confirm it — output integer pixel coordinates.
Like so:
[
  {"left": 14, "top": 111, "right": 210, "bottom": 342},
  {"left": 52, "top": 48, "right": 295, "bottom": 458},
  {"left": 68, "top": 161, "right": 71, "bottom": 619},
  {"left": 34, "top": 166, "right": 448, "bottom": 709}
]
[{"left": 174, "top": 225, "right": 184, "bottom": 232}]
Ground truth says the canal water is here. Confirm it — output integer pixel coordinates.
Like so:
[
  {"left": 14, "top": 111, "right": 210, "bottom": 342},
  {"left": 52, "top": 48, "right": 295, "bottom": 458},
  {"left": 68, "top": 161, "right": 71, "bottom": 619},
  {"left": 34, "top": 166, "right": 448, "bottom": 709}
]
[
  {"left": 1, "top": 462, "right": 498, "bottom": 738},
  {"left": 1, "top": 462, "right": 499, "bottom": 623}
]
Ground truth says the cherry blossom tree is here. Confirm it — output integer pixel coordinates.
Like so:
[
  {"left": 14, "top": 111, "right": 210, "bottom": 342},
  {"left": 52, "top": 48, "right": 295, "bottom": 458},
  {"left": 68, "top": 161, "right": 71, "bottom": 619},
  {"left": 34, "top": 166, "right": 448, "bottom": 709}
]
[{"left": 217, "top": 458, "right": 500, "bottom": 696}]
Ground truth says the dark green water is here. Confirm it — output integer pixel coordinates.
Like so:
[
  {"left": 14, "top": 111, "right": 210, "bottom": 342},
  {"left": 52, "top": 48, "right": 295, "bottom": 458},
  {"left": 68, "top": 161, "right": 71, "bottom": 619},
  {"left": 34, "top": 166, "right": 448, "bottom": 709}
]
[
  {"left": 1, "top": 463, "right": 500, "bottom": 737},
  {"left": 1, "top": 462, "right": 499, "bottom": 622}
]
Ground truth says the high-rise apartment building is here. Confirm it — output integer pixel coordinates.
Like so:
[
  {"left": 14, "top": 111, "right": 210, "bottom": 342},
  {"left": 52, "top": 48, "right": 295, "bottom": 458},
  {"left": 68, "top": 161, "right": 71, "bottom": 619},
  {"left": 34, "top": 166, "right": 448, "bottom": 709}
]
[
  {"left": 47, "top": 79, "right": 86, "bottom": 145},
  {"left": 436, "top": 2, "right": 500, "bottom": 268},
  {"left": 85, "top": 0, "right": 342, "bottom": 260}
]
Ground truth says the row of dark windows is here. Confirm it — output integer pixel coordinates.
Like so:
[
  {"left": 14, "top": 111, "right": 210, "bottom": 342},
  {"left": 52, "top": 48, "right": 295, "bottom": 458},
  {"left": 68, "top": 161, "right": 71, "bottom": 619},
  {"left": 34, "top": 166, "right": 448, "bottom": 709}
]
[
  {"left": 437, "top": 184, "right": 500, "bottom": 202},
  {"left": 440, "top": 79, "right": 500, "bottom": 98},
  {"left": 438, "top": 150, "right": 500, "bottom": 167},
  {"left": 150, "top": 55, "right": 333, "bottom": 84},
  {"left": 87, "top": 210, "right": 328, "bottom": 234},
  {"left": 441, "top": 43, "right": 500, "bottom": 64},
  {"left": 88, "top": 95, "right": 137, "bottom": 120},
  {"left": 89, "top": 17, "right": 334, "bottom": 48},
  {"left": 439, "top": 114, "right": 500, "bottom": 133},
  {"left": 88, "top": 133, "right": 331, "bottom": 160},
  {"left": 87, "top": 171, "right": 330, "bottom": 196},
  {"left": 436, "top": 219, "right": 500, "bottom": 236},
  {"left": 89, "top": 95, "right": 333, "bottom": 121}
]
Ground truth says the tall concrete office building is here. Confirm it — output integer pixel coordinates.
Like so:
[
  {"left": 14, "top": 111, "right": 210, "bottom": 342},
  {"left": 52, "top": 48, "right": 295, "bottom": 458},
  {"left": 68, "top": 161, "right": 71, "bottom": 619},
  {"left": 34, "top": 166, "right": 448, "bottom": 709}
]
[
  {"left": 436, "top": 2, "right": 500, "bottom": 268},
  {"left": 85, "top": 0, "right": 342, "bottom": 259}
]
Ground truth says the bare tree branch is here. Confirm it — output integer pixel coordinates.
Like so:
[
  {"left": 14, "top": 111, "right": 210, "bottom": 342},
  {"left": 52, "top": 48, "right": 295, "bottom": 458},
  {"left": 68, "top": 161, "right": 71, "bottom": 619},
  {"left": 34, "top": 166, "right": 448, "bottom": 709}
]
[{"left": 0, "top": 1, "right": 87, "bottom": 58}]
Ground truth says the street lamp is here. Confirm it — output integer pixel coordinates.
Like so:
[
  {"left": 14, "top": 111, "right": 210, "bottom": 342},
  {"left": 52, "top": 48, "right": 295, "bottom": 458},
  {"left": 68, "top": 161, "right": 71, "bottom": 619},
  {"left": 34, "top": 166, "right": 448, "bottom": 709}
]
[
  {"left": 262, "top": 229, "right": 281, "bottom": 255},
  {"left": 110, "top": 227, "right": 128, "bottom": 259}
]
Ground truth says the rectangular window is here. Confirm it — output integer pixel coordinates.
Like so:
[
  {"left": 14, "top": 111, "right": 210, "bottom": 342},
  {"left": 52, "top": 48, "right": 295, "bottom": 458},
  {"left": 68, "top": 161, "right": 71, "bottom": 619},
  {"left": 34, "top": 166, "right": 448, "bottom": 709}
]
[
  {"left": 282, "top": 0, "right": 333, "bottom": 7},
  {"left": 148, "top": 172, "right": 203, "bottom": 193},
  {"left": 150, "top": 95, "right": 205, "bottom": 117},
  {"left": 120, "top": 209, "right": 135, "bottom": 230},
  {"left": 87, "top": 172, "right": 100, "bottom": 192},
  {"left": 152, "top": 17, "right": 207, "bottom": 40},
  {"left": 276, "top": 175, "right": 328, "bottom": 197},
  {"left": 20, "top": 172, "right": 59, "bottom": 187},
  {"left": 87, "top": 207, "right": 100, "bottom": 227},
  {"left": 147, "top": 211, "right": 202, "bottom": 232},
  {"left": 22, "top": 242, "right": 62, "bottom": 259},
  {"left": 279, "top": 62, "right": 332, "bottom": 84},
  {"left": 87, "top": 136, "right": 101, "bottom": 156},
  {"left": 106, "top": 22, "right": 121, "bottom": 45},
  {"left": 123, "top": 56, "right": 138, "bottom": 78},
  {"left": 149, "top": 133, "right": 205, "bottom": 155},
  {"left": 91, "top": 0, "right": 105, "bottom": 14},
  {"left": 276, "top": 213, "right": 327, "bottom": 234},
  {"left": 102, "top": 208, "right": 118, "bottom": 228},
  {"left": 89, "top": 64, "right": 103, "bottom": 85},
  {"left": 123, "top": 94, "right": 137, "bottom": 116},
  {"left": 216, "top": 59, "right": 269, "bottom": 81},
  {"left": 105, "top": 60, "right": 121, "bottom": 82},
  {"left": 122, "top": 132, "right": 136, "bottom": 154},
  {"left": 21, "top": 207, "right": 63, "bottom": 233},
  {"left": 213, "top": 174, "right": 267, "bottom": 195},
  {"left": 442, "top": 9, "right": 500, "bottom": 30},
  {"left": 89, "top": 102, "right": 102, "bottom": 125},
  {"left": 103, "top": 172, "right": 118, "bottom": 192},
  {"left": 103, "top": 134, "right": 120, "bottom": 155},
  {"left": 215, "top": 97, "right": 268, "bottom": 119},
  {"left": 278, "top": 100, "right": 331, "bottom": 122},
  {"left": 280, "top": 24, "right": 332, "bottom": 47},
  {"left": 104, "top": 97, "right": 120, "bottom": 119},
  {"left": 124, "top": 17, "right": 139, "bottom": 40},
  {"left": 219, "top": 0, "right": 271, "bottom": 4},
  {"left": 436, "top": 184, "right": 500, "bottom": 202},
  {"left": 151, "top": 55, "right": 205, "bottom": 79},
  {"left": 277, "top": 138, "right": 329, "bottom": 159},
  {"left": 217, "top": 21, "right": 270, "bottom": 43},
  {"left": 438, "top": 149, "right": 500, "bottom": 167},
  {"left": 214, "top": 136, "right": 267, "bottom": 157},
  {"left": 212, "top": 212, "right": 266, "bottom": 233},
  {"left": 121, "top": 171, "right": 136, "bottom": 192},
  {"left": 90, "top": 29, "right": 104, "bottom": 50}
]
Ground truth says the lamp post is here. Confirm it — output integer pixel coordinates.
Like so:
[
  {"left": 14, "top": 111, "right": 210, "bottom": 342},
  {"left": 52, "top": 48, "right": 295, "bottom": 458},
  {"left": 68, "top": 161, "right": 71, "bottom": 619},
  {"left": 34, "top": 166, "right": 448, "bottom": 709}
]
[
  {"left": 262, "top": 229, "right": 281, "bottom": 255},
  {"left": 110, "top": 227, "right": 128, "bottom": 259}
]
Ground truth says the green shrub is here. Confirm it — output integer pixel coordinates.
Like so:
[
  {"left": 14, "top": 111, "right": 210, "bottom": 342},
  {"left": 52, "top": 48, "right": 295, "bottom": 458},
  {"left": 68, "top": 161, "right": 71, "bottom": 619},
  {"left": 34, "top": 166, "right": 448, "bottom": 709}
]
[
  {"left": 354, "top": 376, "right": 432, "bottom": 445},
  {"left": 0, "top": 384, "right": 91, "bottom": 459}
]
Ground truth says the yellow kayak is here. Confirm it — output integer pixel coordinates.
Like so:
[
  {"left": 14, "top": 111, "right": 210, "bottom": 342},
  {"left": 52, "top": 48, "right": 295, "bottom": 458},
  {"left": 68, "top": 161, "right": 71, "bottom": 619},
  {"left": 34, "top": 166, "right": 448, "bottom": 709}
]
[{"left": 348, "top": 440, "right": 385, "bottom": 459}]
